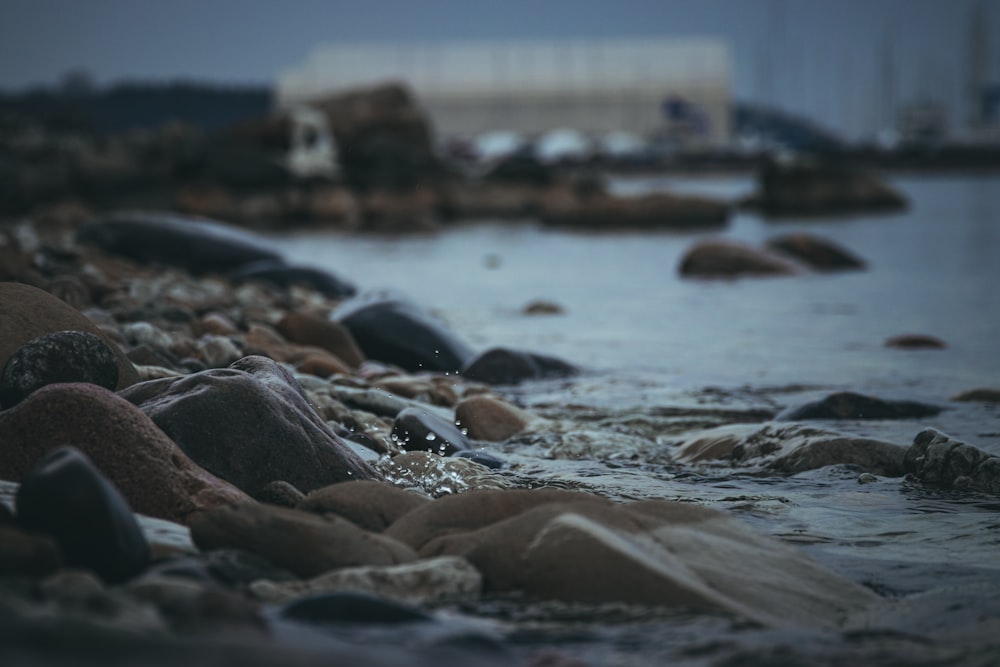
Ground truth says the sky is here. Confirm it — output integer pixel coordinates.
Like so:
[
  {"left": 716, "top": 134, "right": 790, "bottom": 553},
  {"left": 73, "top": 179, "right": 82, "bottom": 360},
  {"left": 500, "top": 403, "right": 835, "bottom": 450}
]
[{"left": 0, "top": 0, "right": 997, "bottom": 139}]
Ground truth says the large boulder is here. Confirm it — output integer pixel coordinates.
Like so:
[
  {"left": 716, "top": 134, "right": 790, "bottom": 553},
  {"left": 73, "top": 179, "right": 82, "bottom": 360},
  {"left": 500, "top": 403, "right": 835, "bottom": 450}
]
[
  {"left": 749, "top": 159, "right": 907, "bottom": 217},
  {"left": 0, "top": 383, "right": 249, "bottom": 523},
  {"left": 903, "top": 428, "right": 1000, "bottom": 494},
  {"left": 678, "top": 239, "right": 805, "bottom": 278},
  {"left": 386, "top": 490, "right": 877, "bottom": 628},
  {"left": 332, "top": 294, "right": 475, "bottom": 374},
  {"left": 778, "top": 391, "right": 942, "bottom": 420},
  {"left": 76, "top": 210, "right": 284, "bottom": 274},
  {"left": 0, "top": 282, "right": 138, "bottom": 390},
  {"left": 119, "top": 355, "right": 382, "bottom": 495}
]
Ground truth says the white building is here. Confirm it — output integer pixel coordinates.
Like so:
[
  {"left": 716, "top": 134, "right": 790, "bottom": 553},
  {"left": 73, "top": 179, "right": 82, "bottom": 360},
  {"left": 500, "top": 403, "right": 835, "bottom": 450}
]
[{"left": 277, "top": 38, "right": 732, "bottom": 147}]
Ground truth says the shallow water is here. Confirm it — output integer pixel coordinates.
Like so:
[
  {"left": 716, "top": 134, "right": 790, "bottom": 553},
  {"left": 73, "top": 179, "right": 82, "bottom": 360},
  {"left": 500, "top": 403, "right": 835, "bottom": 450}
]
[{"left": 268, "top": 175, "right": 1000, "bottom": 665}]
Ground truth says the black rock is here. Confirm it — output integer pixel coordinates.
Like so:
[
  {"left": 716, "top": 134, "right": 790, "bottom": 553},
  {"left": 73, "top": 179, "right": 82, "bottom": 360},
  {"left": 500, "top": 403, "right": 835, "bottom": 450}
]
[
  {"left": 229, "top": 259, "right": 357, "bottom": 299},
  {"left": 15, "top": 446, "right": 150, "bottom": 584},
  {"left": 462, "top": 347, "right": 578, "bottom": 385},
  {"left": 0, "top": 330, "right": 119, "bottom": 408},
  {"left": 778, "top": 391, "right": 942, "bottom": 421},
  {"left": 77, "top": 210, "right": 283, "bottom": 274},
  {"left": 904, "top": 428, "right": 1000, "bottom": 494},
  {"left": 452, "top": 449, "right": 506, "bottom": 470},
  {"left": 391, "top": 407, "right": 469, "bottom": 456},
  {"left": 332, "top": 293, "right": 475, "bottom": 373},
  {"left": 279, "top": 591, "right": 431, "bottom": 625}
]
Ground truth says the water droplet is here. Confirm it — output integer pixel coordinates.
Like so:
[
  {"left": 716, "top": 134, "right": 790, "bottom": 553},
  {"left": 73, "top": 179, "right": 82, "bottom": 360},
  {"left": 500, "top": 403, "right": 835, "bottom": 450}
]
[{"left": 425, "top": 433, "right": 437, "bottom": 441}]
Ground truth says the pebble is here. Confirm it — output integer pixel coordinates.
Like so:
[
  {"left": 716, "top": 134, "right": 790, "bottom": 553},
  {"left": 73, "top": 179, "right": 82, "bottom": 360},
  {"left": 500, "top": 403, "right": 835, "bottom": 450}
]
[{"left": 0, "top": 330, "right": 119, "bottom": 407}]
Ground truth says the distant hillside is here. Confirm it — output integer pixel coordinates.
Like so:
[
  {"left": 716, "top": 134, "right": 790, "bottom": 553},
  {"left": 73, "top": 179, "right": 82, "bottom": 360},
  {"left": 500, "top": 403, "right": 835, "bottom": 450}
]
[{"left": 0, "top": 81, "right": 273, "bottom": 134}]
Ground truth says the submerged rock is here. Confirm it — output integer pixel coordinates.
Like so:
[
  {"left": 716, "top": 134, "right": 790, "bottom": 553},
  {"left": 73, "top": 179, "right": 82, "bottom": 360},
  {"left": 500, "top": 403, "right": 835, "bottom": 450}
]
[
  {"left": 332, "top": 294, "right": 475, "bottom": 373},
  {"left": 678, "top": 239, "right": 805, "bottom": 278},
  {"left": 16, "top": 447, "right": 150, "bottom": 584},
  {"left": 0, "top": 330, "right": 119, "bottom": 407},
  {"left": 120, "top": 355, "right": 382, "bottom": 495},
  {"left": 76, "top": 210, "right": 283, "bottom": 274},
  {"left": 778, "top": 391, "right": 942, "bottom": 420},
  {"left": 904, "top": 428, "right": 1000, "bottom": 494},
  {"left": 884, "top": 333, "right": 947, "bottom": 349},
  {"left": 0, "top": 383, "right": 249, "bottom": 523},
  {"left": 462, "top": 347, "right": 577, "bottom": 385},
  {"left": 0, "top": 282, "right": 138, "bottom": 391}
]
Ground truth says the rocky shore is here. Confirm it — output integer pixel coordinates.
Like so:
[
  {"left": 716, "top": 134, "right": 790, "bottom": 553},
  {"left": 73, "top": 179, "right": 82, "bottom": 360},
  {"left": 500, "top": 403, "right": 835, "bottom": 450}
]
[{"left": 2, "top": 209, "right": 999, "bottom": 666}]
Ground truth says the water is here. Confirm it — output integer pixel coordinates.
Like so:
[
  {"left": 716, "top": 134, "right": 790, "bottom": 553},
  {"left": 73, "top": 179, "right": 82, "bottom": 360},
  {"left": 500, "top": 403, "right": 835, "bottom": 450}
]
[{"left": 267, "top": 175, "right": 1000, "bottom": 665}]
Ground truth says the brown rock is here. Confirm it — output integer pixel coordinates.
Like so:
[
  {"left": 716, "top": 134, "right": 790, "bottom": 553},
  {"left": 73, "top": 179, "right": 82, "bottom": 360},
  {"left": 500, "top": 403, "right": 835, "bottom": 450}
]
[
  {"left": 119, "top": 355, "right": 383, "bottom": 495},
  {"left": 0, "top": 383, "right": 249, "bottom": 523},
  {"left": 276, "top": 312, "right": 365, "bottom": 368},
  {"left": 189, "top": 503, "right": 417, "bottom": 578},
  {"left": 678, "top": 239, "right": 805, "bottom": 278},
  {"left": 885, "top": 334, "right": 947, "bottom": 349},
  {"left": 297, "top": 480, "right": 430, "bottom": 532},
  {"left": 0, "top": 282, "right": 138, "bottom": 389},
  {"left": 294, "top": 352, "right": 351, "bottom": 379},
  {"left": 455, "top": 395, "right": 531, "bottom": 441},
  {"left": 765, "top": 233, "right": 867, "bottom": 271}
]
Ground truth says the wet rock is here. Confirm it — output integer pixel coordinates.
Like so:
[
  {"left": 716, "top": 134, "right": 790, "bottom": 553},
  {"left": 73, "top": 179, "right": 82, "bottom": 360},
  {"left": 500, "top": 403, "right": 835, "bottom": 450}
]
[
  {"left": 884, "top": 333, "right": 947, "bottom": 349},
  {"left": 672, "top": 423, "right": 908, "bottom": 476},
  {"left": 0, "top": 525, "right": 62, "bottom": 577},
  {"left": 229, "top": 259, "right": 357, "bottom": 299},
  {"left": 455, "top": 395, "right": 531, "bottom": 441},
  {"left": 750, "top": 159, "right": 907, "bottom": 217},
  {"left": 392, "top": 407, "right": 469, "bottom": 455},
  {"left": 0, "top": 282, "right": 138, "bottom": 390},
  {"left": 333, "top": 294, "right": 475, "bottom": 373},
  {"left": 127, "top": 574, "right": 267, "bottom": 637},
  {"left": 951, "top": 388, "right": 1000, "bottom": 403},
  {"left": 388, "top": 490, "right": 877, "bottom": 628},
  {"left": 252, "top": 480, "right": 306, "bottom": 507},
  {"left": 0, "top": 330, "right": 119, "bottom": 408},
  {"left": 120, "top": 355, "right": 382, "bottom": 495},
  {"left": 678, "top": 239, "right": 805, "bottom": 278},
  {"left": 276, "top": 312, "right": 365, "bottom": 368},
  {"left": 0, "top": 383, "right": 249, "bottom": 523},
  {"left": 189, "top": 503, "right": 417, "bottom": 578},
  {"left": 539, "top": 187, "right": 730, "bottom": 230},
  {"left": 251, "top": 555, "right": 481, "bottom": 606},
  {"left": 379, "top": 451, "right": 512, "bottom": 497},
  {"left": 778, "top": 391, "right": 942, "bottom": 420},
  {"left": 76, "top": 210, "right": 284, "bottom": 274},
  {"left": 452, "top": 449, "right": 506, "bottom": 470},
  {"left": 904, "top": 428, "right": 1000, "bottom": 494},
  {"left": 765, "top": 233, "right": 867, "bottom": 271},
  {"left": 374, "top": 375, "right": 460, "bottom": 407},
  {"left": 196, "top": 334, "right": 243, "bottom": 368},
  {"left": 461, "top": 347, "right": 578, "bottom": 385},
  {"left": 278, "top": 590, "right": 432, "bottom": 624},
  {"left": 297, "top": 480, "right": 430, "bottom": 532},
  {"left": 15, "top": 447, "right": 150, "bottom": 583}
]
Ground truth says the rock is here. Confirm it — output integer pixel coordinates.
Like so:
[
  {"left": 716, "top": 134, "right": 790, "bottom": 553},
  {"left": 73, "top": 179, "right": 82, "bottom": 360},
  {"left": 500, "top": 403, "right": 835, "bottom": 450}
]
[
  {"left": 951, "top": 388, "right": 1000, "bottom": 403},
  {"left": 126, "top": 574, "right": 267, "bottom": 637},
  {"left": 461, "top": 347, "right": 577, "bottom": 385},
  {"left": 252, "top": 480, "right": 306, "bottom": 507},
  {"left": 455, "top": 395, "right": 531, "bottom": 442},
  {"left": 765, "top": 233, "right": 867, "bottom": 271},
  {"left": 452, "top": 450, "right": 506, "bottom": 470},
  {"left": 539, "top": 188, "right": 729, "bottom": 230},
  {"left": 904, "top": 428, "right": 1000, "bottom": 494},
  {"left": 522, "top": 300, "right": 564, "bottom": 316},
  {"left": 229, "top": 260, "right": 357, "bottom": 299},
  {"left": 276, "top": 312, "right": 365, "bottom": 368},
  {"left": 0, "top": 383, "right": 249, "bottom": 523},
  {"left": 778, "top": 391, "right": 942, "bottom": 420},
  {"left": 250, "top": 555, "right": 481, "bottom": 606},
  {"left": 379, "top": 451, "right": 512, "bottom": 497},
  {"left": 333, "top": 293, "right": 475, "bottom": 373},
  {"left": 196, "top": 334, "right": 243, "bottom": 368},
  {"left": 374, "top": 375, "right": 460, "bottom": 407},
  {"left": 0, "top": 330, "right": 119, "bottom": 408},
  {"left": 885, "top": 333, "right": 947, "bottom": 349},
  {"left": 672, "top": 423, "right": 908, "bottom": 476},
  {"left": 0, "top": 282, "right": 138, "bottom": 390},
  {"left": 389, "top": 491, "right": 877, "bottom": 628},
  {"left": 750, "top": 158, "right": 907, "bottom": 217},
  {"left": 188, "top": 503, "right": 417, "bottom": 578},
  {"left": 15, "top": 447, "right": 150, "bottom": 583},
  {"left": 677, "top": 239, "right": 805, "bottom": 278},
  {"left": 297, "top": 480, "right": 430, "bottom": 532},
  {"left": 278, "top": 590, "right": 432, "bottom": 624},
  {"left": 0, "top": 525, "right": 62, "bottom": 577},
  {"left": 76, "top": 210, "right": 284, "bottom": 274},
  {"left": 392, "top": 407, "right": 469, "bottom": 455},
  {"left": 119, "top": 355, "right": 382, "bottom": 495}
]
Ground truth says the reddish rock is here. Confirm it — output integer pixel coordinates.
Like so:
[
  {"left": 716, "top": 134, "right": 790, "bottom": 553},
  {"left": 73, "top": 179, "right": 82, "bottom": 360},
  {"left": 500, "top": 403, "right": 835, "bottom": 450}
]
[
  {"left": 455, "top": 395, "right": 532, "bottom": 442},
  {"left": 297, "top": 480, "right": 430, "bottom": 532},
  {"left": 0, "top": 383, "right": 249, "bottom": 524},
  {"left": 0, "top": 282, "right": 138, "bottom": 390},
  {"left": 276, "top": 312, "right": 365, "bottom": 368}
]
